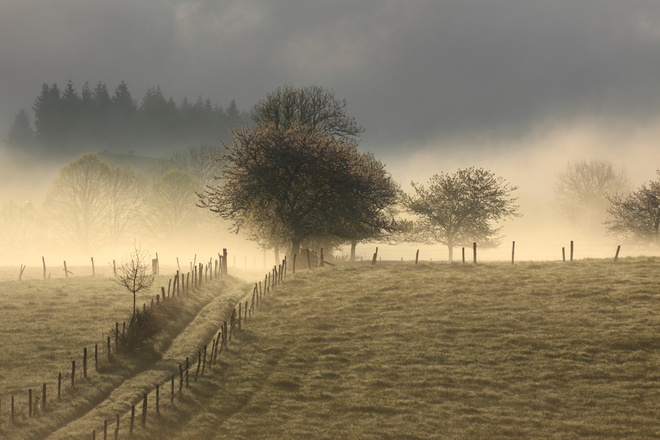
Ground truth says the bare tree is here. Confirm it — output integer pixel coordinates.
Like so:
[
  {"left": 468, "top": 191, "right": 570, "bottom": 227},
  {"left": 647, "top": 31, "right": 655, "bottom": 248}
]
[
  {"left": 404, "top": 167, "right": 520, "bottom": 262},
  {"left": 115, "top": 246, "right": 154, "bottom": 318},
  {"left": 106, "top": 165, "right": 146, "bottom": 251},
  {"left": 42, "top": 153, "right": 111, "bottom": 253},
  {"left": 556, "top": 159, "right": 629, "bottom": 233}
]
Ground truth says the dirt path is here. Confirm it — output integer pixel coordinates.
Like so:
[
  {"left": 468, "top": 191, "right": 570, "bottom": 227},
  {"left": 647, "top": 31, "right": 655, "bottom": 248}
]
[{"left": 45, "top": 280, "right": 250, "bottom": 439}]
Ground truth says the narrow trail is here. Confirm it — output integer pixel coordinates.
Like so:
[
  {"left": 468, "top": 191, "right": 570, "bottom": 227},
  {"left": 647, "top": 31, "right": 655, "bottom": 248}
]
[{"left": 45, "top": 280, "right": 250, "bottom": 440}]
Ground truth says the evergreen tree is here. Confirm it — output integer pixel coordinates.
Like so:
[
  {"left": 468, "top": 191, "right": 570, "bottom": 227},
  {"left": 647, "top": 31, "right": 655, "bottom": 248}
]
[
  {"left": 6, "top": 109, "right": 35, "bottom": 149},
  {"left": 32, "top": 83, "right": 63, "bottom": 151}
]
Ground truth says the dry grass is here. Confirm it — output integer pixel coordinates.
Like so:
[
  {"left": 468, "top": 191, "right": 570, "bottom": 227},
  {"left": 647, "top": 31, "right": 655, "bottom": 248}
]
[
  {"left": 131, "top": 258, "right": 659, "bottom": 440},
  {"left": 0, "top": 266, "right": 249, "bottom": 440}
]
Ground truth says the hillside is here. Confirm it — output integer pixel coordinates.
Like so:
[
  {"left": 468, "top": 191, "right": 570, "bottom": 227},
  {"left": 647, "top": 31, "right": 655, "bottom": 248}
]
[{"left": 127, "top": 259, "right": 659, "bottom": 440}]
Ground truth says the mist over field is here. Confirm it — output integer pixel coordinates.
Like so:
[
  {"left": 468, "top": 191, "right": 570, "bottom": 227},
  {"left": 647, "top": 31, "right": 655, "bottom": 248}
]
[{"left": 1, "top": 3, "right": 660, "bottom": 438}]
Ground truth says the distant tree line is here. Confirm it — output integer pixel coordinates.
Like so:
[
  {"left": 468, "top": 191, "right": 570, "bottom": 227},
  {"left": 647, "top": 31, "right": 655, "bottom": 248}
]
[{"left": 5, "top": 80, "right": 248, "bottom": 157}]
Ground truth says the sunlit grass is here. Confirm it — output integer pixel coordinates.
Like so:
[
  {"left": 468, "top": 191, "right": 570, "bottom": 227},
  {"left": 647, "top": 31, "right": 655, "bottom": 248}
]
[
  {"left": 132, "top": 258, "right": 659, "bottom": 440},
  {"left": 0, "top": 266, "right": 250, "bottom": 439}
]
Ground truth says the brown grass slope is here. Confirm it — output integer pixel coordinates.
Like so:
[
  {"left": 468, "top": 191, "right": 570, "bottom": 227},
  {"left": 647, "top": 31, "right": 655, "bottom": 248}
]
[
  {"left": 129, "top": 259, "right": 659, "bottom": 440},
  {"left": 0, "top": 269, "right": 250, "bottom": 440}
]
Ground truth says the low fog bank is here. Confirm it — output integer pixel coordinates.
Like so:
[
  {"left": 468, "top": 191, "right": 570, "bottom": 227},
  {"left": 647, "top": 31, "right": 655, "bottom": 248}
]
[
  {"left": 378, "top": 115, "right": 660, "bottom": 261},
  {"left": 3, "top": 113, "right": 660, "bottom": 271}
]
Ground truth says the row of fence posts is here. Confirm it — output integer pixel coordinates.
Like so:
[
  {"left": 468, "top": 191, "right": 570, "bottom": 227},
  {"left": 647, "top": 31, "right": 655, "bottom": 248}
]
[
  {"left": 1, "top": 250, "right": 230, "bottom": 432},
  {"left": 402, "top": 241, "right": 623, "bottom": 265},
  {"left": 89, "top": 256, "right": 287, "bottom": 439}
]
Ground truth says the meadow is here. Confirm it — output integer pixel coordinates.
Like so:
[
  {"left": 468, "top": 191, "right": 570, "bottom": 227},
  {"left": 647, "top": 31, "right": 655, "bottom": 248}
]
[
  {"left": 0, "top": 258, "right": 658, "bottom": 439},
  {"left": 131, "top": 258, "right": 659, "bottom": 440},
  {"left": 0, "top": 263, "right": 250, "bottom": 440}
]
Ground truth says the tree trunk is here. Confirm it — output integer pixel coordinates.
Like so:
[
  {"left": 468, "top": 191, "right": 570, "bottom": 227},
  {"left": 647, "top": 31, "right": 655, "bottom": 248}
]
[
  {"left": 350, "top": 240, "right": 357, "bottom": 262},
  {"left": 447, "top": 239, "right": 454, "bottom": 263},
  {"left": 290, "top": 238, "right": 302, "bottom": 258}
]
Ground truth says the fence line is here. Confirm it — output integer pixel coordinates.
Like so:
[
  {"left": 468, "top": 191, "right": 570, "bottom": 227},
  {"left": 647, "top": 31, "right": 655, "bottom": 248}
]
[{"left": 0, "top": 250, "right": 230, "bottom": 434}]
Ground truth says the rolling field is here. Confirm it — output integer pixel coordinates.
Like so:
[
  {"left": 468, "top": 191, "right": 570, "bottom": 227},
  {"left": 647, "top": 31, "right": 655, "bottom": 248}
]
[
  {"left": 133, "top": 259, "right": 659, "bottom": 440},
  {"left": 0, "top": 258, "right": 658, "bottom": 439},
  {"left": 0, "top": 264, "right": 250, "bottom": 440}
]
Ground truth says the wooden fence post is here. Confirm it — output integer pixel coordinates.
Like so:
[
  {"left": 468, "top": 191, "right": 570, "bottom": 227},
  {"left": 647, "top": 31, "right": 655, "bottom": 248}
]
[
  {"left": 473, "top": 242, "right": 477, "bottom": 264},
  {"left": 185, "top": 357, "right": 190, "bottom": 388},
  {"left": 103, "top": 419, "right": 108, "bottom": 440},
  {"left": 179, "top": 364, "right": 183, "bottom": 394},
  {"left": 562, "top": 247, "right": 566, "bottom": 262},
  {"left": 63, "top": 260, "right": 69, "bottom": 278},
  {"left": 42, "top": 256, "right": 46, "bottom": 280},
  {"left": 141, "top": 393, "right": 147, "bottom": 427},
  {"left": 371, "top": 247, "right": 378, "bottom": 265},
  {"left": 91, "top": 257, "right": 95, "bottom": 276},
  {"left": 42, "top": 383, "right": 47, "bottom": 412},
  {"left": 58, "top": 372, "right": 62, "bottom": 400},
  {"left": 29, "top": 388, "right": 32, "bottom": 417},
  {"left": 83, "top": 347, "right": 88, "bottom": 379},
  {"left": 511, "top": 241, "right": 515, "bottom": 264},
  {"left": 570, "top": 240, "right": 574, "bottom": 261},
  {"left": 462, "top": 247, "right": 465, "bottom": 264},
  {"left": 320, "top": 248, "right": 325, "bottom": 267},
  {"left": 222, "top": 249, "right": 228, "bottom": 275},
  {"left": 415, "top": 249, "right": 419, "bottom": 264},
  {"left": 156, "top": 384, "right": 160, "bottom": 415},
  {"left": 129, "top": 405, "right": 135, "bottom": 435},
  {"left": 72, "top": 360, "right": 76, "bottom": 388},
  {"left": 614, "top": 245, "right": 621, "bottom": 262},
  {"left": 171, "top": 375, "right": 175, "bottom": 403},
  {"left": 115, "top": 414, "right": 120, "bottom": 439}
]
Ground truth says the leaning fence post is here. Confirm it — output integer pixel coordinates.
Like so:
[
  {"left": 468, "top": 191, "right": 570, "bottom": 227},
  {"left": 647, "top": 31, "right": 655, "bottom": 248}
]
[
  {"left": 28, "top": 388, "right": 32, "bottom": 417},
  {"left": 72, "top": 360, "right": 76, "bottom": 388},
  {"left": 415, "top": 249, "right": 419, "bottom": 264},
  {"left": 156, "top": 384, "right": 160, "bottom": 415},
  {"left": 614, "top": 245, "right": 621, "bottom": 262},
  {"left": 371, "top": 247, "right": 378, "bottom": 265},
  {"left": 58, "top": 372, "right": 62, "bottom": 399}
]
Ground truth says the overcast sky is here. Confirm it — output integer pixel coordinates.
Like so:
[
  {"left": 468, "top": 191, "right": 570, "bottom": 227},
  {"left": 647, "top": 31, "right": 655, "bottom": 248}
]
[{"left": 2, "top": 0, "right": 660, "bottom": 162}]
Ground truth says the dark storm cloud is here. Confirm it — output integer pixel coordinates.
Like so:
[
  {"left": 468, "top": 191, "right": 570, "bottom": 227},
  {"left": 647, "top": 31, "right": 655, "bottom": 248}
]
[{"left": 2, "top": 0, "right": 660, "bottom": 152}]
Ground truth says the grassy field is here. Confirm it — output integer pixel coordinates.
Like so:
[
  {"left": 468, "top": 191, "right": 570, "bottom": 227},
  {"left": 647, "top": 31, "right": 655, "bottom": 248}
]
[
  {"left": 126, "top": 258, "right": 659, "bottom": 440},
  {"left": 0, "top": 264, "right": 250, "bottom": 440}
]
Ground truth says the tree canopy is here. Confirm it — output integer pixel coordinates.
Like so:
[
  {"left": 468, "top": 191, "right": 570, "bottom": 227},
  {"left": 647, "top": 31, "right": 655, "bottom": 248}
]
[
  {"left": 10, "top": 80, "right": 248, "bottom": 157},
  {"left": 555, "top": 159, "right": 629, "bottom": 234},
  {"left": 605, "top": 172, "right": 660, "bottom": 244},
  {"left": 251, "top": 84, "right": 364, "bottom": 142},
  {"left": 199, "top": 122, "right": 397, "bottom": 256},
  {"left": 404, "top": 167, "right": 520, "bottom": 262}
]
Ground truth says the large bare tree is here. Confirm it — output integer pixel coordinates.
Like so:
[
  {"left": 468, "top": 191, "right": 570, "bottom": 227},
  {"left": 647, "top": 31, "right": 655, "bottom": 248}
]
[
  {"left": 43, "top": 153, "right": 111, "bottom": 253},
  {"left": 556, "top": 159, "right": 629, "bottom": 233}
]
